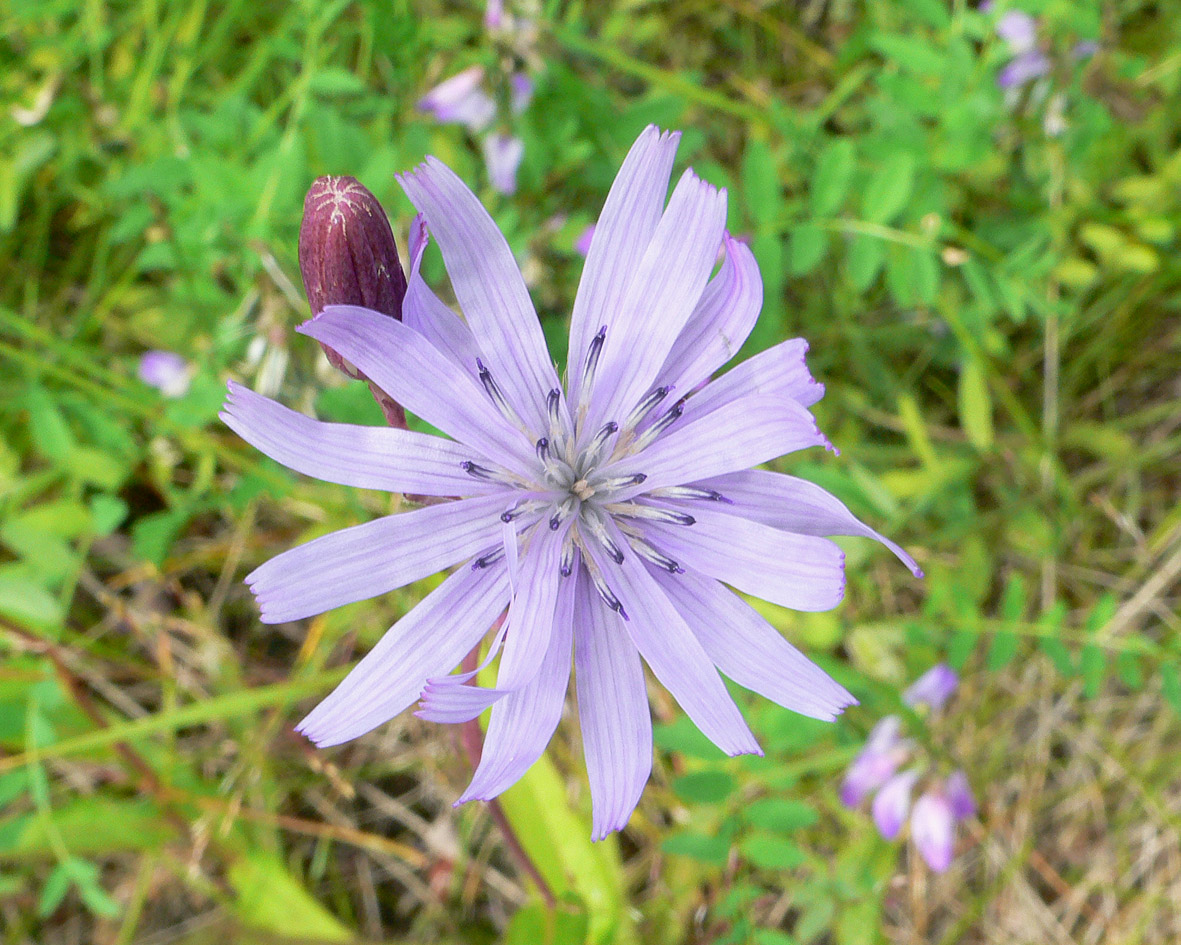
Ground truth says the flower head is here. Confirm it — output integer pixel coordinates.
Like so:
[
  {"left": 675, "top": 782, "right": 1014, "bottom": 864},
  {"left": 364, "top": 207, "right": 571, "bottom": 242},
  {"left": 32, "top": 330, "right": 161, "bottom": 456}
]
[
  {"left": 417, "top": 66, "right": 496, "bottom": 131},
  {"left": 138, "top": 350, "right": 191, "bottom": 398},
  {"left": 840, "top": 715, "right": 908, "bottom": 807},
  {"left": 222, "top": 126, "right": 919, "bottom": 839},
  {"left": 903, "top": 663, "right": 958, "bottom": 710},
  {"left": 482, "top": 133, "right": 525, "bottom": 196}
]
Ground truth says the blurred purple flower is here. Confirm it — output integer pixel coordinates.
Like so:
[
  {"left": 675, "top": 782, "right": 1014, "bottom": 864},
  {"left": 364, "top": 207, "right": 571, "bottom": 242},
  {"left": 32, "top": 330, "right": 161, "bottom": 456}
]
[
  {"left": 912, "top": 790, "right": 956, "bottom": 872},
  {"left": 417, "top": 66, "right": 496, "bottom": 132},
  {"left": 482, "top": 133, "right": 525, "bottom": 196},
  {"left": 945, "top": 769, "right": 976, "bottom": 820},
  {"left": 222, "top": 126, "right": 919, "bottom": 839},
  {"left": 510, "top": 73, "right": 533, "bottom": 114},
  {"left": 873, "top": 769, "right": 918, "bottom": 840},
  {"left": 996, "top": 10, "right": 1037, "bottom": 54},
  {"left": 574, "top": 223, "right": 596, "bottom": 257},
  {"left": 1073, "top": 40, "right": 1099, "bottom": 59},
  {"left": 484, "top": 0, "right": 503, "bottom": 30},
  {"left": 999, "top": 50, "right": 1050, "bottom": 88},
  {"left": 138, "top": 351, "right": 190, "bottom": 398},
  {"left": 903, "top": 663, "right": 958, "bottom": 710},
  {"left": 840, "top": 715, "right": 908, "bottom": 807}
]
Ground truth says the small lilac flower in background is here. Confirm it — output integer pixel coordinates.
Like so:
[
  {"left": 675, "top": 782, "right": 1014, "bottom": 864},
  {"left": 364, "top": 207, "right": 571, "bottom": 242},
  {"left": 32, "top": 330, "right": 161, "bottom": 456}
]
[
  {"left": 510, "top": 73, "right": 533, "bottom": 114},
  {"left": 482, "top": 133, "right": 525, "bottom": 196},
  {"left": 912, "top": 772, "right": 976, "bottom": 872},
  {"left": 903, "top": 663, "right": 958, "bottom": 710},
  {"left": 840, "top": 715, "right": 908, "bottom": 807},
  {"left": 138, "top": 350, "right": 191, "bottom": 398},
  {"left": 417, "top": 66, "right": 496, "bottom": 132},
  {"left": 574, "top": 223, "right": 596, "bottom": 257},
  {"left": 223, "top": 126, "right": 920, "bottom": 839},
  {"left": 842, "top": 667, "right": 975, "bottom": 871},
  {"left": 873, "top": 769, "right": 918, "bottom": 840}
]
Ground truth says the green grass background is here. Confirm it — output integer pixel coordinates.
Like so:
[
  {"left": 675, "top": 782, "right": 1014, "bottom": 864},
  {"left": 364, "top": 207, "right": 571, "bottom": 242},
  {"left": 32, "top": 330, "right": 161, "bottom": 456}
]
[{"left": 1, "top": 0, "right": 1179, "bottom": 942}]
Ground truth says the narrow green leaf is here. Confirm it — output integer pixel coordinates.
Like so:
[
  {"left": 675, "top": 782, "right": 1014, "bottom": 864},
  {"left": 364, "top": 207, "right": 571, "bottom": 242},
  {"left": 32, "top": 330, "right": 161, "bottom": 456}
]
[
  {"left": 789, "top": 224, "right": 828, "bottom": 276},
  {"left": 958, "top": 358, "right": 994, "bottom": 450},
  {"left": 861, "top": 152, "right": 917, "bottom": 225},
  {"left": 810, "top": 140, "right": 855, "bottom": 216}
]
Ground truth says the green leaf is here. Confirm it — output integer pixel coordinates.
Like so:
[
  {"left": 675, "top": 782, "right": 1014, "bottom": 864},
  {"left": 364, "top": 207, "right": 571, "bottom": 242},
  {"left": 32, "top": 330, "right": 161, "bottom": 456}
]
[
  {"left": 497, "top": 754, "right": 626, "bottom": 945},
  {"left": 958, "top": 358, "right": 994, "bottom": 450},
  {"left": 505, "top": 897, "right": 590, "bottom": 945},
  {"left": 1162, "top": 664, "right": 1181, "bottom": 716},
  {"left": 742, "top": 798, "right": 819, "bottom": 832},
  {"left": 811, "top": 140, "right": 856, "bottom": 216},
  {"left": 789, "top": 224, "right": 828, "bottom": 276},
  {"left": 131, "top": 508, "right": 190, "bottom": 566},
  {"left": 228, "top": 851, "right": 352, "bottom": 942},
  {"left": 672, "top": 770, "right": 736, "bottom": 804},
  {"left": 846, "top": 235, "right": 885, "bottom": 291},
  {"left": 742, "top": 139, "right": 783, "bottom": 227},
  {"left": 661, "top": 829, "right": 731, "bottom": 866},
  {"left": 739, "top": 833, "right": 805, "bottom": 871},
  {"left": 1080, "top": 644, "right": 1105, "bottom": 698},
  {"left": 24, "top": 386, "right": 75, "bottom": 462},
  {"left": 1116, "top": 652, "right": 1143, "bottom": 690},
  {"left": 861, "top": 152, "right": 917, "bottom": 225},
  {"left": 0, "top": 799, "right": 174, "bottom": 859},
  {"left": 0, "top": 573, "right": 64, "bottom": 632}
]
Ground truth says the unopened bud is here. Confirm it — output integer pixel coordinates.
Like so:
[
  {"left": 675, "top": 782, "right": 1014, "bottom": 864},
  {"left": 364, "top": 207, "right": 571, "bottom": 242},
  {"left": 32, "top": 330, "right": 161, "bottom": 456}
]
[{"left": 298, "top": 176, "right": 408, "bottom": 427}]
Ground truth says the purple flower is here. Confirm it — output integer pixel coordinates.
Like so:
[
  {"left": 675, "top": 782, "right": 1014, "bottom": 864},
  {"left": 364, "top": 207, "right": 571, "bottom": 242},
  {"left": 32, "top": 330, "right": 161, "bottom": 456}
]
[
  {"left": 911, "top": 790, "right": 956, "bottom": 872},
  {"left": 996, "top": 10, "right": 1037, "bottom": 55},
  {"left": 417, "top": 66, "right": 496, "bottom": 132},
  {"left": 221, "top": 126, "right": 919, "bottom": 839},
  {"left": 873, "top": 769, "right": 918, "bottom": 840},
  {"left": 903, "top": 663, "right": 958, "bottom": 710},
  {"left": 998, "top": 50, "right": 1050, "bottom": 88},
  {"left": 484, "top": 0, "right": 504, "bottom": 30},
  {"left": 945, "top": 769, "right": 976, "bottom": 820},
  {"left": 574, "top": 223, "right": 596, "bottom": 257},
  {"left": 840, "top": 715, "right": 908, "bottom": 808},
  {"left": 482, "top": 133, "right": 525, "bottom": 196},
  {"left": 510, "top": 73, "right": 533, "bottom": 114},
  {"left": 138, "top": 351, "right": 190, "bottom": 398}
]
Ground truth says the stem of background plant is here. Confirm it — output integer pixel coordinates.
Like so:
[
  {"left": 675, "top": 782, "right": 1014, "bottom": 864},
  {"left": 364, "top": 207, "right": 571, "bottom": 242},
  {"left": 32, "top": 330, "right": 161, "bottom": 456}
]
[{"left": 458, "top": 644, "right": 557, "bottom": 908}]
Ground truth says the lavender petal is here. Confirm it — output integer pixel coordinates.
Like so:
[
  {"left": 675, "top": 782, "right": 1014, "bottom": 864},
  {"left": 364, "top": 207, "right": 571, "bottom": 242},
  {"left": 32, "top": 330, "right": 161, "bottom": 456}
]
[
  {"left": 903, "top": 663, "right": 958, "bottom": 709},
  {"left": 568, "top": 125, "right": 680, "bottom": 406},
  {"left": 456, "top": 578, "right": 575, "bottom": 802},
  {"left": 398, "top": 158, "right": 561, "bottom": 434},
  {"left": 945, "top": 770, "right": 977, "bottom": 820},
  {"left": 574, "top": 569, "right": 653, "bottom": 841},
  {"left": 585, "top": 522, "right": 761, "bottom": 758},
  {"left": 603, "top": 395, "right": 827, "bottom": 500},
  {"left": 640, "top": 504, "right": 845, "bottom": 612},
  {"left": 692, "top": 470, "right": 922, "bottom": 576},
  {"left": 296, "top": 563, "right": 511, "bottom": 746},
  {"left": 655, "top": 568, "right": 855, "bottom": 720},
  {"left": 245, "top": 493, "right": 509, "bottom": 624},
  {"left": 586, "top": 169, "right": 728, "bottom": 430},
  {"left": 300, "top": 306, "right": 535, "bottom": 474},
  {"left": 220, "top": 381, "right": 499, "bottom": 496},
  {"left": 681, "top": 337, "right": 825, "bottom": 418},
  {"left": 655, "top": 235, "right": 762, "bottom": 394}
]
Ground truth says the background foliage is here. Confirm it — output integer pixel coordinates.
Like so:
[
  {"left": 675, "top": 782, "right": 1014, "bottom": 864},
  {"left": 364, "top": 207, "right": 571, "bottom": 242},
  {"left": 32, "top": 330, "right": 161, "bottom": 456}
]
[{"left": 1, "top": 0, "right": 1179, "bottom": 942}]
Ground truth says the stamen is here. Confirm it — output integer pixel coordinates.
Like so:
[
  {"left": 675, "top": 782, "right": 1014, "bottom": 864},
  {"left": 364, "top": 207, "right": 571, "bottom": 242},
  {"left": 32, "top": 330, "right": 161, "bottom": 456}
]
[
  {"left": 547, "top": 388, "right": 562, "bottom": 429},
  {"left": 582, "top": 508, "right": 625, "bottom": 564},
  {"left": 609, "top": 502, "right": 696, "bottom": 526},
  {"left": 589, "top": 569, "right": 628, "bottom": 620},
  {"left": 625, "top": 385, "right": 672, "bottom": 430},
  {"left": 476, "top": 357, "right": 524, "bottom": 427},
  {"left": 630, "top": 397, "right": 686, "bottom": 452},
  {"left": 535, "top": 437, "right": 550, "bottom": 463},
  {"left": 549, "top": 496, "right": 576, "bottom": 531},
  {"left": 460, "top": 460, "right": 518, "bottom": 486},
  {"left": 627, "top": 535, "right": 684, "bottom": 574},
  {"left": 581, "top": 421, "right": 619, "bottom": 471},
  {"left": 559, "top": 537, "right": 576, "bottom": 577},
  {"left": 472, "top": 547, "right": 505, "bottom": 570},
  {"left": 590, "top": 472, "right": 646, "bottom": 493},
  {"left": 583, "top": 325, "right": 607, "bottom": 390},
  {"left": 651, "top": 485, "right": 734, "bottom": 504},
  {"left": 571, "top": 479, "right": 595, "bottom": 501}
]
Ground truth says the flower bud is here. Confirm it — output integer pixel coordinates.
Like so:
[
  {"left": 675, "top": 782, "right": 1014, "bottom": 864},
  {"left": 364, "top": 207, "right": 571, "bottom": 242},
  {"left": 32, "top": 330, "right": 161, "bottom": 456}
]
[{"left": 298, "top": 175, "right": 408, "bottom": 426}]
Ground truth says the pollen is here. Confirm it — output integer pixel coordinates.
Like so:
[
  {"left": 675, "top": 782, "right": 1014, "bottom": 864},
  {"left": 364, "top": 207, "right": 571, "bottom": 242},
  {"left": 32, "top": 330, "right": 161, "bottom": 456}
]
[{"left": 572, "top": 478, "right": 595, "bottom": 501}]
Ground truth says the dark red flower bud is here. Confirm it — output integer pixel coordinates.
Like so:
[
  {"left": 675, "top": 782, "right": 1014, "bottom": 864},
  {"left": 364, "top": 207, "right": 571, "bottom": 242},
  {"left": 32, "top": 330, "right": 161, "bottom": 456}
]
[{"left": 299, "top": 176, "right": 408, "bottom": 427}]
